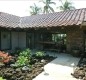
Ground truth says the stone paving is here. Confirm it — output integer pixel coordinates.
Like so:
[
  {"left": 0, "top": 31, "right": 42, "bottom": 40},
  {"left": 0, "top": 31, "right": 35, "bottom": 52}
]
[{"left": 33, "top": 52, "right": 80, "bottom": 80}]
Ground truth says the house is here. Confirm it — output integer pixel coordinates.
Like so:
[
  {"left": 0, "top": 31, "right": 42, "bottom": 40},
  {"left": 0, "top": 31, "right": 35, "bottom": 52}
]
[{"left": 0, "top": 8, "right": 86, "bottom": 55}]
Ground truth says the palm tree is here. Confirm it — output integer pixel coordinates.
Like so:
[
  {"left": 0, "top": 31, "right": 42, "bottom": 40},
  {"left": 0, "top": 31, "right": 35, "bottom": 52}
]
[
  {"left": 58, "top": 0, "right": 75, "bottom": 11},
  {"left": 41, "top": 0, "right": 56, "bottom": 14},
  {"left": 30, "top": 3, "right": 41, "bottom": 15}
]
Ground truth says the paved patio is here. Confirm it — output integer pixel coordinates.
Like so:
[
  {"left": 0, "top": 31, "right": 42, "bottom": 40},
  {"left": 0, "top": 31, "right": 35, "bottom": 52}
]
[{"left": 33, "top": 52, "right": 80, "bottom": 80}]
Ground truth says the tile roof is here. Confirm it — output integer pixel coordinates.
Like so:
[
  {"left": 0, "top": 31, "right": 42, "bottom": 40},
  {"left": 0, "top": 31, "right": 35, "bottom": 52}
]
[
  {"left": 0, "top": 8, "right": 86, "bottom": 29},
  {"left": 0, "top": 12, "right": 20, "bottom": 28}
]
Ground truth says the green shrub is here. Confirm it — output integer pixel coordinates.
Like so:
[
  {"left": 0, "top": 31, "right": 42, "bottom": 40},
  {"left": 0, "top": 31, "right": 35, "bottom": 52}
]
[
  {"left": 19, "top": 48, "right": 31, "bottom": 57},
  {"left": 16, "top": 56, "right": 28, "bottom": 67},
  {"left": 35, "top": 51, "right": 45, "bottom": 57},
  {"left": 0, "top": 77, "right": 6, "bottom": 80},
  {"left": 15, "top": 48, "right": 31, "bottom": 67}
]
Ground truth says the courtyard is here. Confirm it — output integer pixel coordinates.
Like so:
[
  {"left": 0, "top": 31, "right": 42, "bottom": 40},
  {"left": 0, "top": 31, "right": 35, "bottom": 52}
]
[{"left": 33, "top": 52, "right": 80, "bottom": 80}]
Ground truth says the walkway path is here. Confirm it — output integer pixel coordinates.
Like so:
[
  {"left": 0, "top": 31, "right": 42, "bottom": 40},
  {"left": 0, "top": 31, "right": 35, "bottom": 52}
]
[{"left": 33, "top": 53, "right": 80, "bottom": 80}]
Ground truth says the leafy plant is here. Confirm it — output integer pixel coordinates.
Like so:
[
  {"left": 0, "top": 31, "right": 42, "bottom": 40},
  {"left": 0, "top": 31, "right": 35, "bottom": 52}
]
[
  {"left": 0, "top": 77, "right": 6, "bottom": 80},
  {"left": 40, "top": 0, "right": 56, "bottom": 13},
  {"left": 36, "top": 51, "right": 45, "bottom": 57},
  {"left": 0, "top": 51, "right": 12, "bottom": 63},
  {"left": 16, "top": 56, "right": 28, "bottom": 67},
  {"left": 58, "top": 0, "right": 75, "bottom": 11},
  {"left": 15, "top": 48, "right": 31, "bottom": 67},
  {"left": 30, "top": 3, "right": 42, "bottom": 15},
  {"left": 19, "top": 48, "right": 31, "bottom": 57}
]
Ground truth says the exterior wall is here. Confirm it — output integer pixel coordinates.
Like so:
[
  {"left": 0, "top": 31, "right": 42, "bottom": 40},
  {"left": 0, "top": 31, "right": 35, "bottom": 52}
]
[
  {"left": 26, "top": 33, "right": 35, "bottom": 49},
  {"left": 12, "top": 32, "right": 26, "bottom": 50},
  {"left": 18, "top": 32, "right": 26, "bottom": 49},
  {"left": 1, "top": 31, "right": 11, "bottom": 50},
  {"left": 34, "top": 33, "right": 40, "bottom": 49},
  {"left": 0, "top": 27, "right": 85, "bottom": 54},
  {"left": 12, "top": 32, "right": 18, "bottom": 50},
  {"left": 66, "top": 28, "right": 84, "bottom": 53},
  {"left": 34, "top": 33, "right": 44, "bottom": 50}
]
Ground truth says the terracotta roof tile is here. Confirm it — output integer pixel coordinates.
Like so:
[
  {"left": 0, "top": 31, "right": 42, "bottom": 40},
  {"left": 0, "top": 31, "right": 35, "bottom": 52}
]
[
  {"left": 21, "top": 8, "right": 86, "bottom": 28},
  {"left": 0, "top": 12, "right": 20, "bottom": 28},
  {"left": 0, "top": 8, "right": 86, "bottom": 28}
]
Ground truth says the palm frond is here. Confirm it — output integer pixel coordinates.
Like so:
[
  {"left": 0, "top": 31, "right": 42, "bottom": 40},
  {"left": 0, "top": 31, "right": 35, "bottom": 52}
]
[
  {"left": 42, "top": 0, "right": 55, "bottom": 13},
  {"left": 49, "top": 6, "right": 55, "bottom": 12},
  {"left": 59, "top": 6, "right": 64, "bottom": 10},
  {"left": 49, "top": 2, "right": 56, "bottom": 5},
  {"left": 58, "top": 0, "right": 75, "bottom": 11},
  {"left": 39, "top": 0, "right": 45, "bottom": 4},
  {"left": 30, "top": 6, "right": 33, "bottom": 9},
  {"left": 29, "top": 3, "right": 41, "bottom": 15},
  {"left": 43, "top": 6, "right": 49, "bottom": 13}
]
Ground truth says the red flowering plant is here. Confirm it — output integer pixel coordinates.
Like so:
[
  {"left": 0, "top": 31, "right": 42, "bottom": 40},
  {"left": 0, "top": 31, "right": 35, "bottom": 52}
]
[{"left": 0, "top": 51, "right": 12, "bottom": 63}]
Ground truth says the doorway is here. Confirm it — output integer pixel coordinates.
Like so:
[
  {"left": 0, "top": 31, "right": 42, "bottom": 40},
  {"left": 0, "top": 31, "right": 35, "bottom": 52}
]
[{"left": 52, "top": 33, "right": 67, "bottom": 52}]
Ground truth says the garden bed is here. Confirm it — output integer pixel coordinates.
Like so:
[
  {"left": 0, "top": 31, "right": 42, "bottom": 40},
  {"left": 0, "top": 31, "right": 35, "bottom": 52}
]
[
  {"left": 0, "top": 50, "right": 55, "bottom": 80},
  {"left": 71, "top": 54, "right": 86, "bottom": 80}
]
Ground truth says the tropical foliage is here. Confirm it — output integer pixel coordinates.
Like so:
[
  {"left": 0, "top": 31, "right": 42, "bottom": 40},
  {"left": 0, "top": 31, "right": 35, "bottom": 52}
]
[
  {"left": 29, "top": 0, "right": 75, "bottom": 15},
  {"left": 41, "top": 0, "right": 56, "bottom": 13},
  {"left": 15, "top": 48, "right": 31, "bottom": 67},
  {"left": 35, "top": 51, "right": 45, "bottom": 57},
  {"left": 30, "top": 3, "right": 41, "bottom": 15},
  {"left": 0, "top": 77, "right": 6, "bottom": 80},
  {"left": 0, "top": 51, "right": 12, "bottom": 63},
  {"left": 16, "top": 56, "right": 28, "bottom": 67},
  {"left": 58, "top": 0, "right": 75, "bottom": 11}
]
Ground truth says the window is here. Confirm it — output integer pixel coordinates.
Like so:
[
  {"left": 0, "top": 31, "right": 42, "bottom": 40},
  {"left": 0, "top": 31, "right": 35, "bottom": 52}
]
[
  {"left": 52, "top": 34, "right": 66, "bottom": 44},
  {"left": 1, "top": 31, "right": 11, "bottom": 50}
]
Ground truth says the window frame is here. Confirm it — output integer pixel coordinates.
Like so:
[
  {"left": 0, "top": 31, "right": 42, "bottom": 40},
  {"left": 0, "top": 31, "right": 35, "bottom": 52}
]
[{"left": 1, "top": 31, "right": 11, "bottom": 50}]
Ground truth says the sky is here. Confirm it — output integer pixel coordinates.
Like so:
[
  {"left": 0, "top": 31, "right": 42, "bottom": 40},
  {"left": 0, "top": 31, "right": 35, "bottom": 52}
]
[{"left": 0, "top": 0, "right": 86, "bottom": 17}]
